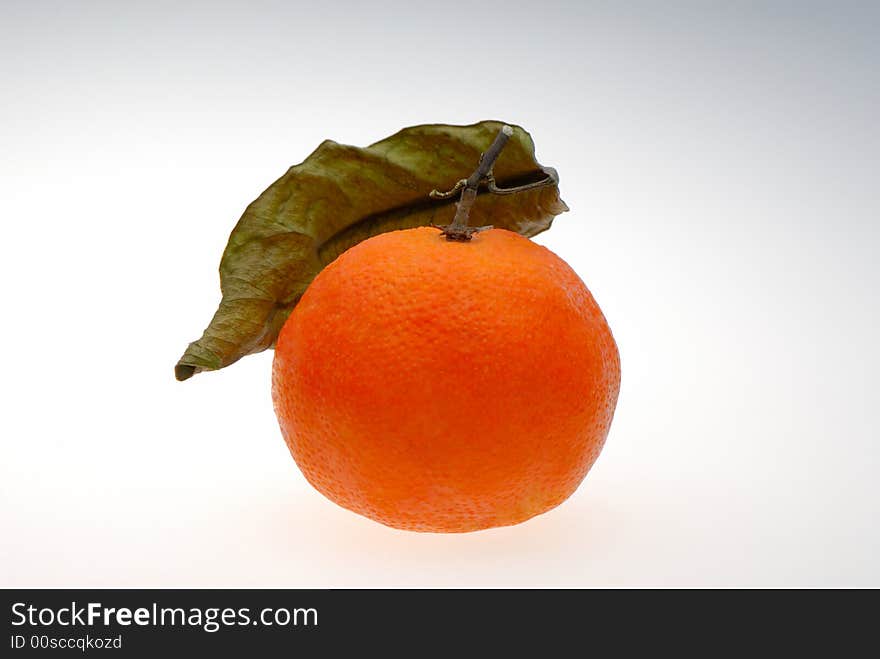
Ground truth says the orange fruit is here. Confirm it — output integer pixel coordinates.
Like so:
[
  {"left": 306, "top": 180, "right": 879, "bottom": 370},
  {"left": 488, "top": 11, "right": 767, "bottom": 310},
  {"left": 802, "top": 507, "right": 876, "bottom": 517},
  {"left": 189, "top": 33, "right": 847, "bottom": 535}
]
[{"left": 272, "top": 226, "right": 620, "bottom": 532}]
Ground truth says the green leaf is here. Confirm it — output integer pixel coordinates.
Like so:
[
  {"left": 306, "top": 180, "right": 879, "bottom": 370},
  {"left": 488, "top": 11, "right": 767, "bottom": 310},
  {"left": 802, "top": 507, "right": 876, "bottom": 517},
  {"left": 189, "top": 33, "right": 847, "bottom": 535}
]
[{"left": 175, "top": 120, "right": 568, "bottom": 381}]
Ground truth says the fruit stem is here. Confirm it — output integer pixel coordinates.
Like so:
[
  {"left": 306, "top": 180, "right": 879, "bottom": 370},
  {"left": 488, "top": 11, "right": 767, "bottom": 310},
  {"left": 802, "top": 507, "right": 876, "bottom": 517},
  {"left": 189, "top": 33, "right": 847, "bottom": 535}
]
[{"left": 436, "top": 125, "right": 514, "bottom": 241}]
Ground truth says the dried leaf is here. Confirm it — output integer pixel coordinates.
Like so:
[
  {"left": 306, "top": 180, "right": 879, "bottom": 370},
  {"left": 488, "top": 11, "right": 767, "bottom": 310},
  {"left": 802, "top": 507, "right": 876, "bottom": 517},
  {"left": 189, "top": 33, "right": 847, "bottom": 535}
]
[{"left": 175, "top": 120, "right": 568, "bottom": 380}]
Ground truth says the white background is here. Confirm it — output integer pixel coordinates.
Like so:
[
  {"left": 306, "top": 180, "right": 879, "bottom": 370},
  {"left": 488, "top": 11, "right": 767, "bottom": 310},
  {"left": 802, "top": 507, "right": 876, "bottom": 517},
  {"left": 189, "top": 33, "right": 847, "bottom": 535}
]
[{"left": 2, "top": 1, "right": 878, "bottom": 587}]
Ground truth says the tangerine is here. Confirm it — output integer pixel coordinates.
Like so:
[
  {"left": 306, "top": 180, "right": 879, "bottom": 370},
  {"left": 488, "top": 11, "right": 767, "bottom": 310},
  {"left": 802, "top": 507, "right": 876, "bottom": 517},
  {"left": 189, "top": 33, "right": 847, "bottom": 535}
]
[{"left": 272, "top": 226, "right": 620, "bottom": 532}]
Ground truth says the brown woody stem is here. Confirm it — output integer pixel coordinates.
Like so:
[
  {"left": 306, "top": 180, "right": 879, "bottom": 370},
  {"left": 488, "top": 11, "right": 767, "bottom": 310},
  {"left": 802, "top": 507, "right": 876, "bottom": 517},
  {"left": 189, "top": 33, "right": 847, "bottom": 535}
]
[{"left": 434, "top": 125, "right": 514, "bottom": 241}]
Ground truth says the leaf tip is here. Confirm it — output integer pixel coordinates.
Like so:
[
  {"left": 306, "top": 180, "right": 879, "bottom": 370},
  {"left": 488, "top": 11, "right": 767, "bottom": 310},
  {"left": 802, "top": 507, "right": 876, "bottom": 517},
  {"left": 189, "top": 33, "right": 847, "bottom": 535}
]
[{"left": 175, "top": 362, "right": 197, "bottom": 382}]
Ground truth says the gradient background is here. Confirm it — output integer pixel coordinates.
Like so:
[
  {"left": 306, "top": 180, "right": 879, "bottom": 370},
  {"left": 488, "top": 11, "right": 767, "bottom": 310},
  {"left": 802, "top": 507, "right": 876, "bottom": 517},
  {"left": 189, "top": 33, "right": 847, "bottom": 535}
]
[{"left": 2, "top": 1, "right": 877, "bottom": 587}]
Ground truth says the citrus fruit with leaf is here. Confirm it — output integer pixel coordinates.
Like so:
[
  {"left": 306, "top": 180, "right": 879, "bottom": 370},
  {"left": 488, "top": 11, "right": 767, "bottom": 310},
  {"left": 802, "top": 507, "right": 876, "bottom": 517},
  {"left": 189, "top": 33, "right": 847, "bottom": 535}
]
[
  {"left": 272, "top": 226, "right": 620, "bottom": 532},
  {"left": 176, "top": 121, "right": 620, "bottom": 533}
]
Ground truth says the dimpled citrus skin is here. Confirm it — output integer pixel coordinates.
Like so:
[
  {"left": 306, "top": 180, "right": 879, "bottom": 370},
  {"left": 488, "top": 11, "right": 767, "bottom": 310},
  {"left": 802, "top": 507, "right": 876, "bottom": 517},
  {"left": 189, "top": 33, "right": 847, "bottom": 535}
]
[{"left": 272, "top": 227, "right": 620, "bottom": 532}]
